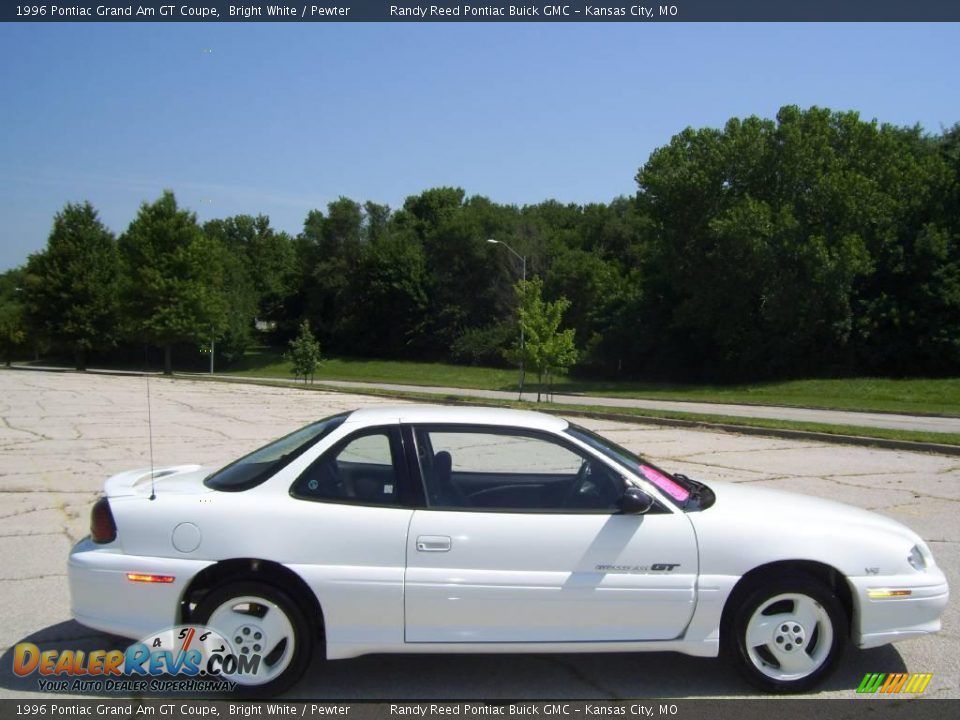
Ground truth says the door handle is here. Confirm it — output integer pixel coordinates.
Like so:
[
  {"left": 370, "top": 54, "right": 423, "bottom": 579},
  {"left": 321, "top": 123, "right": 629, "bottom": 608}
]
[{"left": 416, "top": 535, "right": 452, "bottom": 552}]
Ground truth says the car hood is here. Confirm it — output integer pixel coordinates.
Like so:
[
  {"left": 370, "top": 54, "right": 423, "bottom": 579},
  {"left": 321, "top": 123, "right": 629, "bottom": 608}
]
[
  {"left": 104, "top": 464, "right": 215, "bottom": 498},
  {"left": 691, "top": 479, "right": 922, "bottom": 545}
]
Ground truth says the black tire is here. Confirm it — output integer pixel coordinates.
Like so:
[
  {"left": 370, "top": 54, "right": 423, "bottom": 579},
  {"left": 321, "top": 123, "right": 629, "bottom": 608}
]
[
  {"left": 725, "top": 572, "right": 846, "bottom": 693},
  {"left": 193, "top": 580, "right": 313, "bottom": 697}
]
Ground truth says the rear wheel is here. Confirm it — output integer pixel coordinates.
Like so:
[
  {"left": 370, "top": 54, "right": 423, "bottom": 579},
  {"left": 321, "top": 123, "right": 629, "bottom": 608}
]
[
  {"left": 194, "top": 581, "right": 313, "bottom": 697},
  {"left": 727, "top": 573, "right": 846, "bottom": 693}
]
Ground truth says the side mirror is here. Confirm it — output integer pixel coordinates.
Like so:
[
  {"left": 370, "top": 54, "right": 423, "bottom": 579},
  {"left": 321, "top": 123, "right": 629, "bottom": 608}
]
[{"left": 619, "top": 486, "right": 654, "bottom": 515}]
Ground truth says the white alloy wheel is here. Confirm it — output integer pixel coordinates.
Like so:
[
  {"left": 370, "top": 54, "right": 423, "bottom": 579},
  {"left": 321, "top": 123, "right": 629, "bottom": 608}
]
[
  {"left": 728, "top": 573, "right": 846, "bottom": 692},
  {"left": 207, "top": 594, "right": 296, "bottom": 686},
  {"left": 744, "top": 592, "right": 834, "bottom": 682},
  {"left": 194, "top": 580, "right": 314, "bottom": 696}
]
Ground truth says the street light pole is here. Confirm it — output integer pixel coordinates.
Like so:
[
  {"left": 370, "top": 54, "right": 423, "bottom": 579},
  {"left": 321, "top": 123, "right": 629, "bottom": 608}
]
[{"left": 488, "top": 239, "right": 526, "bottom": 400}]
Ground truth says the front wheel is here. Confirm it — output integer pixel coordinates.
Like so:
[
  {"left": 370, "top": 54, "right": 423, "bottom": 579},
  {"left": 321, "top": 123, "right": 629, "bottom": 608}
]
[
  {"left": 193, "top": 581, "right": 313, "bottom": 697},
  {"left": 727, "top": 573, "right": 846, "bottom": 693}
]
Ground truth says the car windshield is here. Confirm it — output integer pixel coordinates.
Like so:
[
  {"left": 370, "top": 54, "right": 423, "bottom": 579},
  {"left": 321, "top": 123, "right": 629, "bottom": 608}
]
[
  {"left": 205, "top": 413, "right": 348, "bottom": 492},
  {"left": 565, "top": 423, "right": 692, "bottom": 504}
]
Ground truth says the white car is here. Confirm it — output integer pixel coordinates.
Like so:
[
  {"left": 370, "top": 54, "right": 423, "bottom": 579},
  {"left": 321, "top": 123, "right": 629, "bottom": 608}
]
[{"left": 69, "top": 406, "right": 948, "bottom": 695}]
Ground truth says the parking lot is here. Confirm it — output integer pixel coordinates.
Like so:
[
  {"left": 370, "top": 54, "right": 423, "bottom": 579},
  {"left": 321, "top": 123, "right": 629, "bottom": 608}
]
[{"left": 0, "top": 370, "right": 956, "bottom": 699}]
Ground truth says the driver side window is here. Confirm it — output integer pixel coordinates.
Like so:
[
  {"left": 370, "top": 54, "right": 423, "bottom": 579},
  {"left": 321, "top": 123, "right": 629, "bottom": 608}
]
[{"left": 416, "top": 428, "right": 623, "bottom": 513}]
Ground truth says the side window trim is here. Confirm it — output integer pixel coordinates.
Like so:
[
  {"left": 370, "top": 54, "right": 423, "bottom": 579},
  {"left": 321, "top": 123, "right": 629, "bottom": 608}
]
[{"left": 400, "top": 424, "right": 428, "bottom": 509}]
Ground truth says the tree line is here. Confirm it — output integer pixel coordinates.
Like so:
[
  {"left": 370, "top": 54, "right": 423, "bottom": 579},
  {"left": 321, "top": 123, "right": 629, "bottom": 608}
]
[{"left": 1, "top": 106, "right": 958, "bottom": 382}]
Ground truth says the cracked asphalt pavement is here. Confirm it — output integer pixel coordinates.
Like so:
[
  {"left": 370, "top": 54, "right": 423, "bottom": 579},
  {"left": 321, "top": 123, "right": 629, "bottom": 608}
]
[{"left": 0, "top": 370, "right": 955, "bottom": 699}]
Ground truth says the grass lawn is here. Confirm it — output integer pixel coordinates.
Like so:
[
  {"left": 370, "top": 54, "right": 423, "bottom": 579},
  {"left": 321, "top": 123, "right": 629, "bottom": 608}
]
[
  {"left": 228, "top": 350, "right": 520, "bottom": 391},
  {"left": 561, "top": 377, "right": 960, "bottom": 416},
  {"left": 225, "top": 348, "right": 960, "bottom": 417}
]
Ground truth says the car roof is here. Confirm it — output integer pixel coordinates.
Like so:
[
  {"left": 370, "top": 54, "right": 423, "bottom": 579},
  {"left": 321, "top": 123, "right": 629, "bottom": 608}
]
[{"left": 344, "top": 405, "right": 569, "bottom": 432}]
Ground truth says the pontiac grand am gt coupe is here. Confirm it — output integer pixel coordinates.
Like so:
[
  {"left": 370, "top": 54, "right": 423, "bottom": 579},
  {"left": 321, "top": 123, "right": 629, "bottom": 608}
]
[{"left": 69, "top": 406, "right": 948, "bottom": 695}]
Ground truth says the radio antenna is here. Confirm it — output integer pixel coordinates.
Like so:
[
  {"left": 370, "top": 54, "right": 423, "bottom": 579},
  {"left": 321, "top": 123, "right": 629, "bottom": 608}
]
[{"left": 147, "top": 376, "right": 156, "bottom": 501}]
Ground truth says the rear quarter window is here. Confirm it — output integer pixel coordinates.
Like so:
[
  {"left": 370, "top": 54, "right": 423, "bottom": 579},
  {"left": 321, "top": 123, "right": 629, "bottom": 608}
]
[{"left": 205, "top": 413, "right": 347, "bottom": 492}]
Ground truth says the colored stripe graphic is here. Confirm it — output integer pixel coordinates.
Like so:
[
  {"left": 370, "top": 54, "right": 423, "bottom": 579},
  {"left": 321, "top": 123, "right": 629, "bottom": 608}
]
[
  {"left": 857, "top": 673, "right": 886, "bottom": 693},
  {"left": 857, "top": 672, "right": 932, "bottom": 694}
]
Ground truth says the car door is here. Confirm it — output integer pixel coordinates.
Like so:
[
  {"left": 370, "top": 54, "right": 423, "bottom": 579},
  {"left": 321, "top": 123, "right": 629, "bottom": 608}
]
[
  {"left": 403, "top": 425, "right": 699, "bottom": 643},
  {"left": 284, "top": 424, "right": 415, "bottom": 649}
]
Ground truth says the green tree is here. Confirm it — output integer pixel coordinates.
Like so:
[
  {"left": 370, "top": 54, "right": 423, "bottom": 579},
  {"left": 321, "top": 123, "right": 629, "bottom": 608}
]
[
  {"left": 363, "top": 201, "right": 392, "bottom": 243},
  {"left": 293, "top": 198, "right": 365, "bottom": 350},
  {"left": 287, "top": 319, "right": 321, "bottom": 384},
  {"left": 341, "top": 232, "right": 429, "bottom": 357},
  {"left": 203, "top": 214, "right": 296, "bottom": 324},
  {"left": 118, "top": 191, "right": 228, "bottom": 374},
  {"left": 203, "top": 215, "right": 296, "bottom": 363},
  {"left": 514, "top": 277, "right": 578, "bottom": 402},
  {"left": 850, "top": 124, "right": 960, "bottom": 374},
  {"left": 633, "top": 106, "right": 953, "bottom": 379},
  {"left": 398, "top": 188, "right": 520, "bottom": 356},
  {"left": 0, "top": 268, "right": 27, "bottom": 366},
  {"left": 0, "top": 301, "right": 25, "bottom": 367},
  {"left": 22, "top": 202, "right": 119, "bottom": 370},
  {"left": 545, "top": 247, "right": 634, "bottom": 375}
]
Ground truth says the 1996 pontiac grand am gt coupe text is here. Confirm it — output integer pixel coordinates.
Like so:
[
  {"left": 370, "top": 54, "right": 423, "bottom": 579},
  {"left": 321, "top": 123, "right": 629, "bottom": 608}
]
[{"left": 68, "top": 406, "right": 948, "bottom": 695}]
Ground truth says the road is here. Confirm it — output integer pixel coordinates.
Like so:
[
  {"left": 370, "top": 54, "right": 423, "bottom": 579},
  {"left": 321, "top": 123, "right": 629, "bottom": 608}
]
[
  {"left": 0, "top": 370, "right": 956, "bottom": 700},
  {"left": 297, "top": 378, "right": 960, "bottom": 434}
]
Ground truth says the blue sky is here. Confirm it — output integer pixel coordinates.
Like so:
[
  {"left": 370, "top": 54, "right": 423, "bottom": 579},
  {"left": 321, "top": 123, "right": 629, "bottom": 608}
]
[{"left": 1, "top": 22, "right": 958, "bottom": 271}]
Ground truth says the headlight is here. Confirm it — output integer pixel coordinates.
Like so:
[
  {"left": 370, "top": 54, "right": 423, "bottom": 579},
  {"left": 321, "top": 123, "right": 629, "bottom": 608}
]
[{"left": 908, "top": 544, "right": 927, "bottom": 571}]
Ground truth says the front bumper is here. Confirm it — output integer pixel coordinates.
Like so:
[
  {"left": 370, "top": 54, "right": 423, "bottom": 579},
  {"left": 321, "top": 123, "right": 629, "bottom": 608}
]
[
  {"left": 68, "top": 538, "right": 213, "bottom": 640},
  {"left": 848, "top": 566, "right": 949, "bottom": 649}
]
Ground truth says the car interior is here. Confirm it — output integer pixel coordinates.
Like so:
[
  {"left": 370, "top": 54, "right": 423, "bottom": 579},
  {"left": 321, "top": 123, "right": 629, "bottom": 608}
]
[
  {"left": 292, "top": 427, "right": 626, "bottom": 512},
  {"left": 291, "top": 431, "right": 400, "bottom": 505},
  {"left": 417, "top": 430, "right": 624, "bottom": 512}
]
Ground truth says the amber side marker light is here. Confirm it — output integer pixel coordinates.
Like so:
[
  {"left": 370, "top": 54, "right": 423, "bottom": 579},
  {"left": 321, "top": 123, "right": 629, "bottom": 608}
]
[
  {"left": 867, "top": 589, "right": 913, "bottom": 599},
  {"left": 126, "top": 573, "right": 175, "bottom": 584}
]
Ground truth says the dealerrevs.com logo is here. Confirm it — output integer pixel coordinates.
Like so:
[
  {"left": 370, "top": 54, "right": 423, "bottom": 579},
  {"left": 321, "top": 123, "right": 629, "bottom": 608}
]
[
  {"left": 12, "top": 625, "right": 258, "bottom": 693},
  {"left": 857, "top": 672, "right": 934, "bottom": 695}
]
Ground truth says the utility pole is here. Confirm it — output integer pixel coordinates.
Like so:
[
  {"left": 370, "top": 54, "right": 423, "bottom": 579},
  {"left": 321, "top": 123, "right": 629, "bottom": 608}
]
[{"left": 487, "top": 239, "right": 526, "bottom": 400}]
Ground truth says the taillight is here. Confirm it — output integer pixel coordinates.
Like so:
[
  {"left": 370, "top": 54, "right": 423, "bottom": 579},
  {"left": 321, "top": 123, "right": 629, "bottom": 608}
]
[{"left": 90, "top": 497, "right": 117, "bottom": 544}]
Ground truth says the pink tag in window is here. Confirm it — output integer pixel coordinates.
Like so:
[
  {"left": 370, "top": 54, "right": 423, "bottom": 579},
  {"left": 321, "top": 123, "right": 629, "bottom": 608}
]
[{"left": 639, "top": 465, "right": 690, "bottom": 502}]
